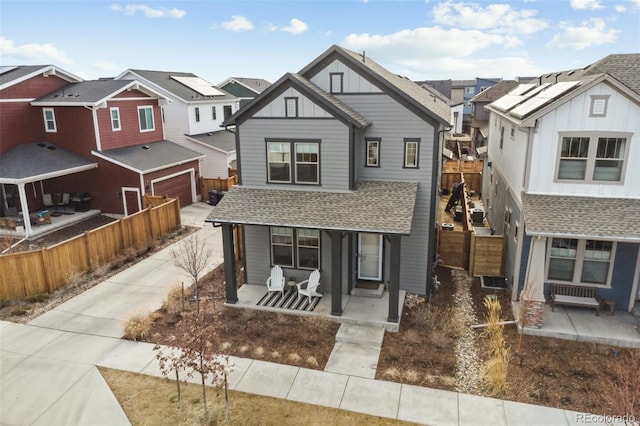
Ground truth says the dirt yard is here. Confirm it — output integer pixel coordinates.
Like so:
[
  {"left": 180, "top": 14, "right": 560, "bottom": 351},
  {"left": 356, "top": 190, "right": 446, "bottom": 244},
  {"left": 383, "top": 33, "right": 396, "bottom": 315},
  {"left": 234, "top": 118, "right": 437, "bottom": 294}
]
[{"left": 1, "top": 219, "right": 638, "bottom": 417}]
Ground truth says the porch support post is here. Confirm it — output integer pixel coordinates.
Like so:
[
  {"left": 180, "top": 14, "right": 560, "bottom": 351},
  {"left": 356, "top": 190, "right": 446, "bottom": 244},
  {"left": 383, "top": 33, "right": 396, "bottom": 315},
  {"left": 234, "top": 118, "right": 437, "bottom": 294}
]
[
  {"left": 17, "top": 184, "right": 32, "bottom": 237},
  {"left": 388, "top": 234, "right": 401, "bottom": 323},
  {"left": 521, "top": 236, "right": 547, "bottom": 328},
  {"left": 222, "top": 223, "right": 238, "bottom": 304},
  {"left": 330, "top": 230, "right": 343, "bottom": 316}
]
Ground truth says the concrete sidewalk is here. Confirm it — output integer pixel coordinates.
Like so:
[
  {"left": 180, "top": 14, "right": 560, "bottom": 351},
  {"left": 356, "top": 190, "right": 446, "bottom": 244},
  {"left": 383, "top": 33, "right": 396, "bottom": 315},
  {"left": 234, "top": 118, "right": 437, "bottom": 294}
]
[{"left": 0, "top": 203, "right": 625, "bottom": 425}]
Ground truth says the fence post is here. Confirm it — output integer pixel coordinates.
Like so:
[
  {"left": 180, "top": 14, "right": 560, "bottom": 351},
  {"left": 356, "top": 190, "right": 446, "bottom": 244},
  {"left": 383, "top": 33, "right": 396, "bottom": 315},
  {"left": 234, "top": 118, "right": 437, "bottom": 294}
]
[{"left": 40, "top": 248, "right": 54, "bottom": 293}]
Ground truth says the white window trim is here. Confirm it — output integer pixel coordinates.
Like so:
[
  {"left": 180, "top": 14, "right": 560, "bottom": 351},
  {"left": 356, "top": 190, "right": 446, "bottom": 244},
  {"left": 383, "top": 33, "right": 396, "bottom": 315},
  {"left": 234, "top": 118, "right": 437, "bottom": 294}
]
[
  {"left": 137, "top": 105, "right": 155, "bottom": 132},
  {"left": 554, "top": 131, "right": 631, "bottom": 185},
  {"left": 403, "top": 139, "right": 419, "bottom": 168},
  {"left": 545, "top": 238, "right": 616, "bottom": 288},
  {"left": 365, "top": 139, "right": 380, "bottom": 167},
  {"left": 589, "top": 95, "right": 610, "bottom": 117},
  {"left": 294, "top": 142, "right": 319, "bottom": 185},
  {"left": 267, "top": 142, "right": 292, "bottom": 183},
  {"left": 43, "top": 108, "right": 57, "bottom": 132},
  {"left": 110, "top": 107, "right": 121, "bottom": 131}
]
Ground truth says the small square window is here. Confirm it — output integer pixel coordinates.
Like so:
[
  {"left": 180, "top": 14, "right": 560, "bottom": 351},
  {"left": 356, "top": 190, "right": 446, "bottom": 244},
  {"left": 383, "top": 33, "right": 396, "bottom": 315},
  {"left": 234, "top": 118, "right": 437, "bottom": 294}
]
[
  {"left": 285, "top": 98, "right": 298, "bottom": 118},
  {"left": 138, "top": 106, "right": 155, "bottom": 132}
]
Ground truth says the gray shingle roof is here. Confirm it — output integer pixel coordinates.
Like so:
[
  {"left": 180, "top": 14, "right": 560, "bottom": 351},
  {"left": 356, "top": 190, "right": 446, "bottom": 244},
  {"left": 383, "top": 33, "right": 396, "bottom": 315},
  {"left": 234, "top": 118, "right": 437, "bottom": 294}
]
[
  {"left": 584, "top": 53, "right": 640, "bottom": 95},
  {"left": 522, "top": 193, "right": 640, "bottom": 241},
  {"left": 0, "top": 142, "right": 97, "bottom": 183},
  {"left": 98, "top": 140, "right": 204, "bottom": 173},
  {"left": 0, "top": 65, "right": 82, "bottom": 89},
  {"left": 189, "top": 130, "right": 236, "bottom": 153},
  {"left": 331, "top": 46, "right": 451, "bottom": 125},
  {"left": 32, "top": 80, "right": 136, "bottom": 105},
  {"left": 471, "top": 80, "right": 519, "bottom": 103},
  {"left": 125, "top": 69, "right": 236, "bottom": 102},
  {"left": 228, "top": 77, "right": 271, "bottom": 94},
  {"left": 205, "top": 180, "right": 419, "bottom": 234}
]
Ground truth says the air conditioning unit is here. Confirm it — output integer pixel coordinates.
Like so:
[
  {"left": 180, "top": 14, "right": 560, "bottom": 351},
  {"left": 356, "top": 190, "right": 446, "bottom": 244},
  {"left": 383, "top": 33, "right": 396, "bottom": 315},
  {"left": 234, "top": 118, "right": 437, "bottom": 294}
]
[
  {"left": 441, "top": 223, "right": 454, "bottom": 231},
  {"left": 454, "top": 206, "right": 463, "bottom": 222},
  {"left": 471, "top": 208, "right": 485, "bottom": 224}
]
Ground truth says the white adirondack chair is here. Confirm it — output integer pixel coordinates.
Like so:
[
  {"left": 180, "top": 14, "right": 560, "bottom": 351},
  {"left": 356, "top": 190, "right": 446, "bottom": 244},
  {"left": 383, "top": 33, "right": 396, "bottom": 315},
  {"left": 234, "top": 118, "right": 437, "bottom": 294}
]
[
  {"left": 296, "top": 269, "right": 322, "bottom": 303},
  {"left": 266, "top": 265, "right": 286, "bottom": 296}
]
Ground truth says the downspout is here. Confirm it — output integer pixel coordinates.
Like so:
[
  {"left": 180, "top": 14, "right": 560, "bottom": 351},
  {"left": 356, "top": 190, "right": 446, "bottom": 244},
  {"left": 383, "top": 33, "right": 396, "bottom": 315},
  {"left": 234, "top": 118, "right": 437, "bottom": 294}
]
[{"left": 522, "top": 121, "right": 537, "bottom": 192}]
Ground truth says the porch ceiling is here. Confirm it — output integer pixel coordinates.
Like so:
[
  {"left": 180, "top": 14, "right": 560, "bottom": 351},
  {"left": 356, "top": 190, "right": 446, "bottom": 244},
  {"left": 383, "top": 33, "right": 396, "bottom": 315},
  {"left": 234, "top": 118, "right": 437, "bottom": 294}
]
[
  {"left": 206, "top": 180, "right": 419, "bottom": 235},
  {"left": 522, "top": 193, "right": 640, "bottom": 241},
  {"left": 0, "top": 142, "right": 97, "bottom": 184}
]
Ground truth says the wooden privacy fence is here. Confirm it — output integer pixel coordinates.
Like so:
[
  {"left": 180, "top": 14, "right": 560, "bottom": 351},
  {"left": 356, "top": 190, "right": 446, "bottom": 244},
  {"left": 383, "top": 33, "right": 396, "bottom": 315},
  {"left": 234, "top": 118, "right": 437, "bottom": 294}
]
[
  {"left": 0, "top": 198, "right": 181, "bottom": 300},
  {"left": 436, "top": 227, "right": 470, "bottom": 269},
  {"left": 468, "top": 231, "right": 504, "bottom": 276},
  {"left": 201, "top": 175, "right": 237, "bottom": 194}
]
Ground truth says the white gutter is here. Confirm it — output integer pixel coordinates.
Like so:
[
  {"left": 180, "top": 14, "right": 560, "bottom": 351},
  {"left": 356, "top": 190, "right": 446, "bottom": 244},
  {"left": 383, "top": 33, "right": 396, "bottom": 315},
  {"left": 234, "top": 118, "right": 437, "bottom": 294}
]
[
  {"left": 0, "top": 163, "right": 98, "bottom": 185},
  {"left": 526, "top": 230, "right": 640, "bottom": 243}
]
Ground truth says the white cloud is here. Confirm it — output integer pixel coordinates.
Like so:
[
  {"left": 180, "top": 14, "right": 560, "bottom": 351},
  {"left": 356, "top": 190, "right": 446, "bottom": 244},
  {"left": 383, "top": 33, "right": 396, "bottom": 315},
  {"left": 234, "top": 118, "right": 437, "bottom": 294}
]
[
  {"left": 546, "top": 18, "right": 618, "bottom": 50},
  {"left": 0, "top": 36, "right": 72, "bottom": 65},
  {"left": 110, "top": 4, "right": 186, "bottom": 18},
  {"left": 265, "top": 18, "right": 309, "bottom": 35},
  {"left": 570, "top": 0, "right": 604, "bottom": 10},
  {"left": 221, "top": 15, "right": 254, "bottom": 32},
  {"left": 615, "top": 5, "right": 626, "bottom": 12},
  {"left": 431, "top": 1, "right": 548, "bottom": 35}
]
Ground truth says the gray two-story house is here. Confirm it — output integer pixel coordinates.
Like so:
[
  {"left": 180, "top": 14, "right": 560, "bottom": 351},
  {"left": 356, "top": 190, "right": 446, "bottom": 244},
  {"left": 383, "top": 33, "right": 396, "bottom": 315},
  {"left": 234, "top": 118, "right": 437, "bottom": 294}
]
[{"left": 206, "top": 45, "right": 450, "bottom": 323}]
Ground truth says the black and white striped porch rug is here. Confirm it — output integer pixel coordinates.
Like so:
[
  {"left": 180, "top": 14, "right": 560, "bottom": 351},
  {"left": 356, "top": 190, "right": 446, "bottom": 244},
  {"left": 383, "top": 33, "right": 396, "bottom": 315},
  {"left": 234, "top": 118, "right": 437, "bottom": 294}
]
[{"left": 257, "top": 288, "right": 321, "bottom": 312}]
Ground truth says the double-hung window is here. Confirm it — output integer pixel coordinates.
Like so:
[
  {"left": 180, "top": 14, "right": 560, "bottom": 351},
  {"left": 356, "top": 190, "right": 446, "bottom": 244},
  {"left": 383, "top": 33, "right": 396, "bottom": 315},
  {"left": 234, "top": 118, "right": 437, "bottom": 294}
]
[
  {"left": 404, "top": 138, "right": 419, "bottom": 168},
  {"left": 547, "top": 238, "right": 614, "bottom": 287},
  {"left": 271, "top": 227, "right": 320, "bottom": 270},
  {"left": 138, "top": 106, "right": 154, "bottom": 132},
  {"left": 267, "top": 140, "right": 319, "bottom": 184},
  {"left": 366, "top": 138, "right": 380, "bottom": 167},
  {"left": 43, "top": 108, "right": 57, "bottom": 132},
  {"left": 212, "top": 106, "right": 217, "bottom": 120},
  {"left": 557, "top": 133, "right": 629, "bottom": 183},
  {"left": 110, "top": 107, "right": 121, "bottom": 131},
  {"left": 195, "top": 107, "right": 200, "bottom": 123}
]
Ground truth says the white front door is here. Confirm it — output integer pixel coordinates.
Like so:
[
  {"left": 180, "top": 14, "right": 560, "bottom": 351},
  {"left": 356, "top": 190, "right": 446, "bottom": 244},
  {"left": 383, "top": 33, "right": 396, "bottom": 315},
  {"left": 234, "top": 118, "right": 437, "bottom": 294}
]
[{"left": 358, "top": 233, "right": 383, "bottom": 281}]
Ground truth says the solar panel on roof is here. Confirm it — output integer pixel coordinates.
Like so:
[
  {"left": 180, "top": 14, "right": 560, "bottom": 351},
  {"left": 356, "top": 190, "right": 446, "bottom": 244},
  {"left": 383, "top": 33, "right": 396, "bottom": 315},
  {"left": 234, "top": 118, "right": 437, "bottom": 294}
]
[
  {"left": 491, "top": 83, "right": 550, "bottom": 112},
  {"left": 0, "top": 66, "right": 18, "bottom": 75},
  {"left": 508, "top": 84, "right": 536, "bottom": 96},
  {"left": 510, "top": 80, "right": 581, "bottom": 119},
  {"left": 171, "top": 76, "right": 225, "bottom": 96}
]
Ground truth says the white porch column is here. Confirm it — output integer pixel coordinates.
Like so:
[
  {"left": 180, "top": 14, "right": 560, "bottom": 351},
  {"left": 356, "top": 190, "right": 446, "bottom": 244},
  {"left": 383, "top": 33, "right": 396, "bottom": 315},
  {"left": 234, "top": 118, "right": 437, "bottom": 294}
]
[
  {"left": 521, "top": 236, "right": 547, "bottom": 328},
  {"left": 17, "top": 184, "right": 32, "bottom": 237}
]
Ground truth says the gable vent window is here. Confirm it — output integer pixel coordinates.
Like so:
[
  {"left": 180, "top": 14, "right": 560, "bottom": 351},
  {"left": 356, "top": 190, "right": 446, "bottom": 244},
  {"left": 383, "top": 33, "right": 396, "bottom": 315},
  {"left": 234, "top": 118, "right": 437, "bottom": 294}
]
[
  {"left": 285, "top": 97, "right": 298, "bottom": 118},
  {"left": 330, "top": 73, "right": 343, "bottom": 94},
  {"left": 590, "top": 95, "right": 609, "bottom": 117}
]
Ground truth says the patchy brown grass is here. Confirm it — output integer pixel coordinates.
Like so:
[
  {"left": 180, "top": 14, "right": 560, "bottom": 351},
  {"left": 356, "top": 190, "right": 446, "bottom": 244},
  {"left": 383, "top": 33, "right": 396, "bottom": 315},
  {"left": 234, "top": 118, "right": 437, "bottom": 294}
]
[{"left": 100, "top": 367, "right": 416, "bottom": 425}]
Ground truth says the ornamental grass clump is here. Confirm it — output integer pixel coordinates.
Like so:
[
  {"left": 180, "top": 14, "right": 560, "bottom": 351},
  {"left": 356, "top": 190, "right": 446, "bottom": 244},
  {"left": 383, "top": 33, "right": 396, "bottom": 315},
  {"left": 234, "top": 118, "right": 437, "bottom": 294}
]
[
  {"left": 480, "top": 296, "right": 511, "bottom": 397},
  {"left": 124, "top": 310, "right": 153, "bottom": 341}
]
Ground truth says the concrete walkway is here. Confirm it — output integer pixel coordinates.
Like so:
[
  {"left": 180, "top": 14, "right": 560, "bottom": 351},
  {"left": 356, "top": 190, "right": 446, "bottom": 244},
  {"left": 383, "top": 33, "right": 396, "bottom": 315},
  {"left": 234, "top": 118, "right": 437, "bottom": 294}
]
[{"left": 0, "top": 203, "right": 625, "bottom": 425}]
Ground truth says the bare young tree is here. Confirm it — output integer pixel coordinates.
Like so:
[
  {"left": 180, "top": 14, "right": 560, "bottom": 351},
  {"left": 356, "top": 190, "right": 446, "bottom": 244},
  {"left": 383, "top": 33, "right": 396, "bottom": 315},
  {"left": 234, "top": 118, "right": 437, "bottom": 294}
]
[
  {"left": 153, "top": 341, "right": 186, "bottom": 410},
  {"left": 171, "top": 233, "right": 211, "bottom": 314}
]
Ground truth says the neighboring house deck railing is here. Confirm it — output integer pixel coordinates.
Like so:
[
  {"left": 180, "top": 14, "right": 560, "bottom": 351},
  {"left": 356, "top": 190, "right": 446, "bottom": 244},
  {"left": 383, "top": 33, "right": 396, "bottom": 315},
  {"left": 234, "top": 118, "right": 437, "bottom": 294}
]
[{"left": 0, "top": 198, "right": 181, "bottom": 300}]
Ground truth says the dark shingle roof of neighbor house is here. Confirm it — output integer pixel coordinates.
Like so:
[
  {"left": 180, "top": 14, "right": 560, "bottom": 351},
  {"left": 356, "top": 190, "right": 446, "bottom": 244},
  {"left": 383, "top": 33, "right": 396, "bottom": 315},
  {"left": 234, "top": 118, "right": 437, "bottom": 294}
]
[
  {"left": 31, "top": 80, "right": 151, "bottom": 105},
  {"left": 318, "top": 46, "right": 451, "bottom": 125},
  {"left": 0, "top": 142, "right": 97, "bottom": 182},
  {"left": 223, "top": 72, "right": 371, "bottom": 129},
  {"left": 0, "top": 65, "right": 82, "bottom": 89},
  {"left": 97, "top": 140, "right": 204, "bottom": 173},
  {"left": 205, "top": 180, "right": 418, "bottom": 235},
  {"left": 189, "top": 130, "right": 236, "bottom": 153},
  {"left": 471, "top": 80, "right": 519, "bottom": 103},
  {"left": 123, "top": 69, "right": 236, "bottom": 101},
  {"left": 522, "top": 193, "right": 640, "bottom": 241},
  {"left": 226, "top": 77, "right": 271, "bottom": 94}
]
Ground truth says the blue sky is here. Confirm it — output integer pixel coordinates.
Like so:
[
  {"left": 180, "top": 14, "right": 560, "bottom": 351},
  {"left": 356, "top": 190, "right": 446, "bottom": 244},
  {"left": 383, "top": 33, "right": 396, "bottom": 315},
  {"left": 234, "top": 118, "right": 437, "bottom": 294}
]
[{"left": 1, "top": 0, "right": 638, "bottom": 85}]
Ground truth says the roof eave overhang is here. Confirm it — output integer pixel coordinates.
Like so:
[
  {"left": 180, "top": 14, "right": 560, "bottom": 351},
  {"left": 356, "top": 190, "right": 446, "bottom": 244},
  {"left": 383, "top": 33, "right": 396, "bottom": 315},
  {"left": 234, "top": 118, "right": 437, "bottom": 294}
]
[
  {"left": 0, "top": 162, "right": 98, "bottom": 185},
  {"left": 526, "top": 230, "right": 640, "bottom": 243},
  {"left": 92, "top": 149, "right": 205, "bottom": 174},
  {"left": 185, "top": 135, "right": 234, "bottom": 154},
  {"left": 204, "top": 217, "right": 410, "bottom": 235},
  {"left": 0, "top": 65, "right": 83, "bottom": 91}
]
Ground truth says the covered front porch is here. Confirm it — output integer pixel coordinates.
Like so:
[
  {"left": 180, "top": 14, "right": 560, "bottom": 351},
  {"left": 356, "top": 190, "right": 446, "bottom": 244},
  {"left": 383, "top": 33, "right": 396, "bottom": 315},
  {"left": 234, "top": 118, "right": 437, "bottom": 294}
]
[
  {"left": 516, "top": 301, "right": 640, "bottom": 349},
  {"left": 206, "top": 181, "right": 420, "bottom": 329},
  {"left": 229, "top": 284, "right": 406, "bottom": 332},
  {"left": 0, "top": 209, "right": 101, "bottom": 241}
]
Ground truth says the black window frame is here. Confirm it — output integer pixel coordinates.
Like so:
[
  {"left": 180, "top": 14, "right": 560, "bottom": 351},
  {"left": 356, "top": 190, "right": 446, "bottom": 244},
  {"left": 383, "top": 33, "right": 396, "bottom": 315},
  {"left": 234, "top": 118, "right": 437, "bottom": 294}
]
[
  {"left": 403, "top": 138, "right": 420, "bottom": 169},
  {"left": 195, "top": 107, "right": 200, "bottom": 123},
  {"left": 265, "top": 139, "right": 321, "bottom": 185},
  {"left": 212, "top": 106, "right": 217, "bottom": 120},
  {"left": 223, "top": 105, "right": 233, "bottom": 120}
]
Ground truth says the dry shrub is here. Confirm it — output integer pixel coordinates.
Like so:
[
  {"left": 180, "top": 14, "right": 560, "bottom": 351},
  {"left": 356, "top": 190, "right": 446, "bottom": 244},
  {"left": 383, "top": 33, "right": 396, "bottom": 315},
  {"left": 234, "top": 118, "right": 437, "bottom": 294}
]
[
  {"left": 403, "top": 370, "right": 420, "bottom": 383},
  {"left": 270, "top": 351, "right": 281, "bottom": 359},
  {"left": 305, "top": 356, "right": 319, "bottom": 368},
  {"left": 239, "top": 345, "right": 249, "bottom": 353},
  {"left": 122, "top": 246, "right": 138, "bottom": 262},
  {"left": 429, "top": 329, "right": 451, "bottom": 349},
  {"left": 480, "top": 296, "right": 510, "bottom": 397},
  {"left": 401, "top": 329, "right": 422, "bottom": 346},
  {"left": 602, "top": 349, "right": 640, "bottom": 418},
  {"left": 287, "top": 353, "right": 301, "bottom": 363},
  {"left": 382, "top": 367, "right": 401, "bottom": 380},
  {"left": 163, "top": 285, "right": 184, "bottom": 314},
  {"left": 275, "top": 312, "right": 289, "bottom": 324},
  {"left": 66, "top": 267, "right": 83, "bottom": 288},
  {"left": 304, "top": 315, "right": 333, "bottom": 330},
  {"left": 124, "top": 311, "right": 153, "bottom": 341},
  {"left": 254, "top": 347, "right": 265, "bottom": 358},
  {"left": 221, "top": 342, "right": 232, "bottom": 350}
]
